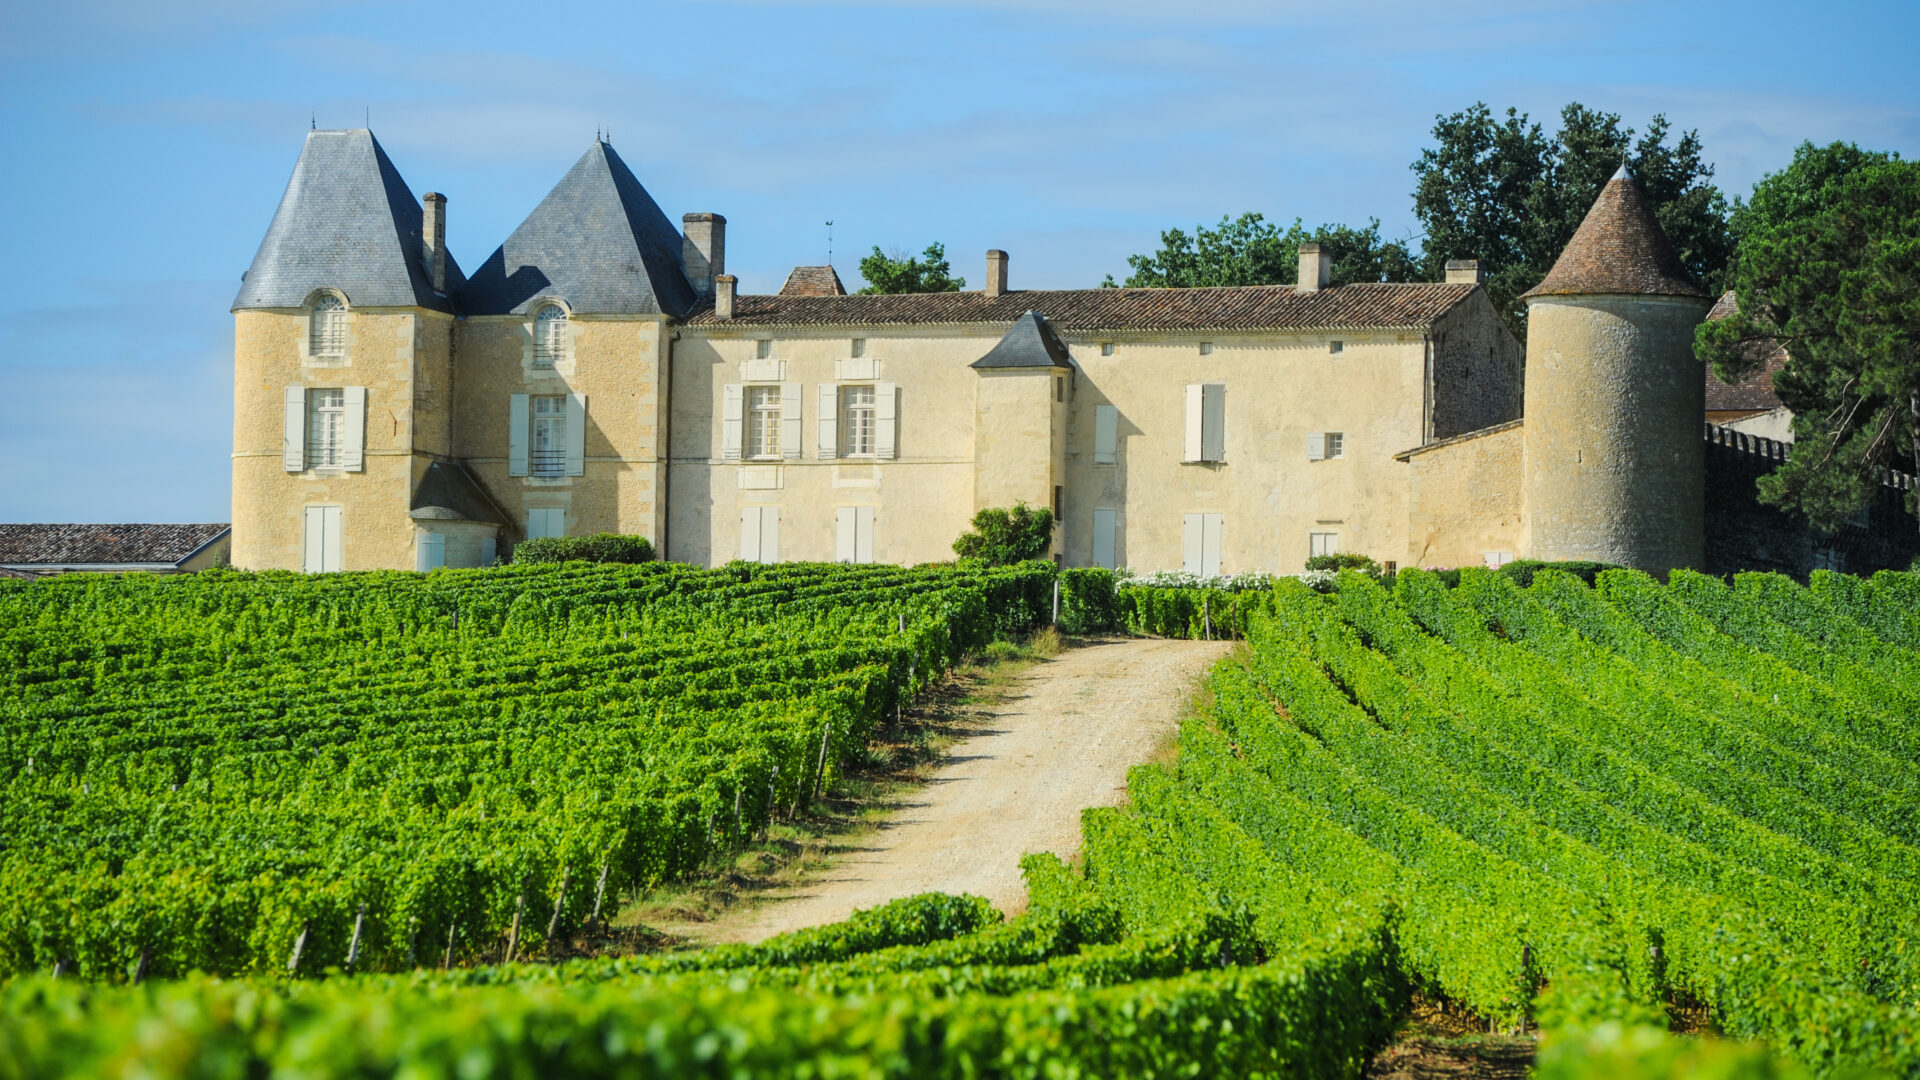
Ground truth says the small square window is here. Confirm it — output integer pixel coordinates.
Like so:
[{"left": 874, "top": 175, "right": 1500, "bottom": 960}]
[
  {"left": 1100, "top": 342, "right": 1114, "bottom": 356},
  {"left": 1199, "top": 342, "right": 1213, "bottom": 355},
  {"left": 851, "top": 339, "right": 866, "bottom": 358},
  {"left": 1329, "top": 341, "right": 1344, "bottom": 355},
  {"left": 1326, "top": 432, "right": 1345, "bottom": 458},
  {"left": 756, "top": 339, "right": 773, "bottom": 360}
]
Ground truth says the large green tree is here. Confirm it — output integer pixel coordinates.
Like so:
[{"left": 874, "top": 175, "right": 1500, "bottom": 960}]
[
  {"left": 1696, "top": 145, "right": 1919, "bottom": 538},
  {"left": 1108, "top": 213, "right": 1416, "bottom": 289},
  {"left": 858, "top": 242, "right": 965, "bottom": 294},
  {"left": 1411, "top": 102, "right": 1734, "bottom": 336}
]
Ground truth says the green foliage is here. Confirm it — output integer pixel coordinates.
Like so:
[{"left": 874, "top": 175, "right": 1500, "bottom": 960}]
[
  {"left": 950, "top": 503, "right": 1054, "bottom": 565},
  {"left": 856, "top": 242, "right": 964, "bottom": 294},
  {"left": 1305, "top": 552, "right": 1383, "bottom": 576},
  {"left": 1112, "top": 212, "right": 1416, "bottom": 288},
  {"left": 1695, "top": 146, "right": 1920, "bottom": 531},
  {"left": 1493, "top": 559, "right": 1619, "bottom": 587},
  {"left": 510, "top": 532, "right": 653, "bottom": 564},
  {"left": 1412, "top": 101, "right": 1732, "bottom": 335},
  {"left": 1057, "top": 567, "right": 1121, "bottom": 634}
]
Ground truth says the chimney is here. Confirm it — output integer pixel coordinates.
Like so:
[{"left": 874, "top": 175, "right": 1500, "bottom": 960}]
[
  {"left": 683, "top": 213, "right": 726, "bottom": 295},
  {"left": 1297, "top": 243, "right": 1330, "bottom": 292},
  {"left": 715, "top": 274, "right": 737, "bottom": 321},
  {"left": 985, "top": 249, "right": 1008, "bottom": 297},
  {"left": 422, "top": 192, "right": 448, "bottom": 293},
  {"left": 1445, "top": 259, "right": 1483, "bottom": 286}
]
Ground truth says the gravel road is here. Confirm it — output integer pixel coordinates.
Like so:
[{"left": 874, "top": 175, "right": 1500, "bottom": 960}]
[{"left": 720, "top": 635, "right": 1232, "bottom": 943}]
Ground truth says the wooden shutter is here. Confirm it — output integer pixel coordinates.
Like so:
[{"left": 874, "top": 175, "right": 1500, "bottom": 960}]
[
  {"left": 1201, "top": 514, "right": 1223, "bottom": 577},
  {"left": 417, "top": 533, "right": 445, "bottom": 571},
  {"left": 283, "top": 387, "right": 307, "bottom": 471},
  {"left": 1183, "top": 385, "right": 1204, "bottom": 462},
  {"left": 565, "top": 394, "right": 587, "bottom": 476},
  {"left": 817, "top": 384, "right": 838, "bottom": 459},
  {"left": 1306, "top": 432, "right": 1326, "bottom": 461},
  {"left": 303, "top": 506, "right": 324, "bottom": 572},
  {"left": 780, "top": 383, "right": 802, "bottom": 460},
  {"left": 835, "top": 507, "right": 856, "bottom": 562},
  {"left": 721, "top": 384, "right": 743, "bottom": 461},
  {"left": 1182, "top": 513, "right": 1203, "bottom": 573},
  {"left": 508, "top": 394, "right": 530, "bottom": 476},
  {"left": 760, "top": 507, "right": 780, "bottom": 562},
  {"left": 341, "top": 386, "right": 367, "bottom": 471},
  {"left": 739, "top": 506, "right": 762, "bottom": 562},
  {"left": 1201, "top": 384, "right": 1225, "bottom": 462},
  {"left": 323, "top": 507, "right": 343, "bottom": 571},
  {"left": 874, "top": 381, "right": 897, "bottom": 459},
  {"left": 1092, "top": 508, "right": 1116, "bottom": 569},
  {"left": 855, "top": 506, "right": 874, "bottom": 563},
  {"left": 1094, "top": 404, "right": 1117, "bottom": 464}
]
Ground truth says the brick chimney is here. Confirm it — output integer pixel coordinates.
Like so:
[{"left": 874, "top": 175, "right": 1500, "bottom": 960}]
[
  {"left": 683, "top": 213, "right": 727, "bottom": 295},
  {"left": 1297, "top": 242, "right": 1330, "bottom": 292},
  {"left": 422, "top": 192, "right": 448, "bottom": 293},
  {"left": 985, "top": 249, "right": 1008, "bottom": 297},
  {"left": 1445, "top": 259, "right": 1483, "bottom": 286},
  {"left": 715, "top": 274, "right": 737, "bottom": 321}
]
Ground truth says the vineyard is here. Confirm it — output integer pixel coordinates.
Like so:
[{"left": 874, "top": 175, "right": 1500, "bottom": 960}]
[{"left": 4, "top": 563, "right": 1920, "bottom": 1078}]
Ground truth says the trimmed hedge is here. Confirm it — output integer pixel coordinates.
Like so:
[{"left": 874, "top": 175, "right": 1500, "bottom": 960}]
[{"left": 511, "top": 533, "right": 655, "bottom": 564}]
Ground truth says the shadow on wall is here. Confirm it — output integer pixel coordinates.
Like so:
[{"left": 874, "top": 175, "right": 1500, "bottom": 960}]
[
  {"left": 669, "top": 345, "right": 719, "bottom": 563},
  {"left": 1704, "top": 430, "right": 1918, "bottom": 577}
]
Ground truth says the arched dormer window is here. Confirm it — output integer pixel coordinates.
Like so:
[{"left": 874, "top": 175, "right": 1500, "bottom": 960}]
[
  {"left": 310, "top": 294, "right": 347, "bottom": 358},
  {"left": 533, "top": 304, "right": 568, "bottom": 367}
]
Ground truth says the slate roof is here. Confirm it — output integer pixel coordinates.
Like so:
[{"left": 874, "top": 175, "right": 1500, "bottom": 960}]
[
  {"left": 460, "top": 140, "right": 696, "bottom": 317},
  {"left": 684, "top": 282, "right": 1478, "bottom": 332},
  {"left": 1703, "top": 290, "right": 1789, "bottom": 412},
  {"left": 0, "top": 524, "right": 230, "bottom": 567},
  {"left": 234, "top": 130, "right": 462, "bottom": 312},
  {"left": 410, "top": 461, "right": 507, "bottom": 525},
  {"left": 973, "top": 311, "right": 1075, "bottom": 369},
  {"left": 1523, "top": 166, "right": 1706, "bottom": 300},
  {"left": 779, "top": 266, "right": 848, "bottom": 296}
]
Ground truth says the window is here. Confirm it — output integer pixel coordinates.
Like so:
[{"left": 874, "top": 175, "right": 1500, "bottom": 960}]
[
  {"left": 1482, "top": 550, "right": 1516, "bottom": 568},
  {"left": 307, "top": 388, "right": 346, "bottom": 468},
  {"left": 851, "top": 339, "right": 866, "bottom": 358},
  {"left": 1100, "top": 342, "right": 1114, "bottom": 356},
  {"left": 1055, "top": 376, "right": 1064, "bottom": 403},
  {"left": 526, "top": 508, "right": 564, "bottom": 539},
  {"left": 1307, "top": 432, "right": 1344, "bottom": 461},
  {"left": 1199, "top": 341, "right": 1213, "bottom": 355},
  {"left": 533, "top": 304, "right": 568, "bottom": 367},
  {"left": 756, "top": 339, "right": 773, "bottom": 360},
  {"left": 310, "top": 294, "right": 346, "bottom": 358},
  {"left": 840, "top": 385, "right": 876, "bottom": 456},
  {"left": 303, "top": 506, "right": 342, "bottom": 572},
  {"left": 531, "top": 396, "right": 568, "bottom": 476},
  {"left": 746, "top": 385, "right": 783, "bottom": 458},
  {"left": 1091, "top": 509, "right": 1117, "bottom": 569},
  {"left": 1309, "top": 532, "right": 1339, "bottom": 559},
  {"left": 1329, "top": 340, "right": 1344, "bottom": 355},
  {"left": 1183, "top": 383, "right": 1226, "bottom": 463},
  {"left": 1326, "top": 432, "right": 1345, "bottom": 459},
  {"left": 1093, "top": 404, "right": 1118, "bottom": 464},
  {"left": 740, "top": 506, "right": 779, "bottom": 563},
  {"left": 1183, "top": 513, "right": 1223, "bottom": 577},
  {"left": 835, "top": 506, "right": 875, "bottom": 563}
]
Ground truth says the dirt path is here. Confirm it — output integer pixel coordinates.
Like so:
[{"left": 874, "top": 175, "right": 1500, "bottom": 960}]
[{"left": 713, "top": 636, "right": 1232, "bottom": 943}]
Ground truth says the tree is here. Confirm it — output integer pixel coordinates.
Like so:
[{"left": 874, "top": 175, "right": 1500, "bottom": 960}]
[
  {"left": 1108, "top": 213, "right": 1416, "bottom": 289},
  {"left": 1411, "top": 102, "right": 1734, "bottom": 336},
  {"left": 952, "top": 503, "right": 1055, "bottom": 565},
  {"left": 1696, "top": 147, "right": 1919, "bottom": 538},
  {"left": 858, "top": 242, "right": 964, "bottom": 294}
]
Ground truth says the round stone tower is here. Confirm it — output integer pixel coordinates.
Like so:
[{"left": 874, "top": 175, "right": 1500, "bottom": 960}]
[{"left": 1520, "top": 165, "right": 1712, "bottom": 575}]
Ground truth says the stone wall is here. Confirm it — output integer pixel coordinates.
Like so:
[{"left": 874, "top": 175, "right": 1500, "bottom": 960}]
[{"left": 1703, "top": 424, "right": 1918, "bottom": 577}]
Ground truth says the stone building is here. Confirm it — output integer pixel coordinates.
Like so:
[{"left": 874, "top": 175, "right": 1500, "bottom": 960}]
[{"left": 230, "top": 131, "right": 1910, "bottom": 578}]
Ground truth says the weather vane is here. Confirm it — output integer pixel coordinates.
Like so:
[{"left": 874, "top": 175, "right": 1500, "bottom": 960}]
[{"left": 826, "top": 221, "right": 834, "bottom": 265}]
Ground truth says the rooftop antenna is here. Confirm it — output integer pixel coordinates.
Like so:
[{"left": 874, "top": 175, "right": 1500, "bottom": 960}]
[
  {"left": 311, "top": 113, "right": 316, "bottom": 130},
  {"left": 826, "top": 221, "right": 834, "bottom": 265}
]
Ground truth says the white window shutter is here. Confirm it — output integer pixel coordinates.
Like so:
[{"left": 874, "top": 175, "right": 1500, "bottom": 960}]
[
  {"left": 303, "top": 506, "right": 324, "bottom": 572},
  {"left": 1306, "top": 432, "right": 1326, "bottom": 461},
  {"left": 566, "top": 393, "right": 587, "bottom": 475},
  {"left": 856, "top": 506, "right": 874, "bottom": 563},
  {"left": 1092, "top": 508, "right": 1116, "bottom": 569},
  {"left": 1183, "top": 385, "right": 1204, "bottom": 462},
  {"left": 761, "top": 507, "right": 780, "bottom": 562},
  {"left": 1202, "top": 514, "right": 1223, "bottom": 577},
  {"left": 739, "top": 506, "right": 762, "bottom": 562},
  {"left": 508, "top": 394, "right": 530, "bottom": 476},
  {"left": 283, "top": 387, "right": 307, "bottom": 471},
  {"left": 722, "top": 384, "right": 743, "bottom": 461},
  {"left": 780, "top": 382, "right": 802, "bottom": 460},
  {"left": 1201, "top": 384, "right": 1226, "bottom": 462},
  {"left": 835, "top": 507, "right": 855, "bottom": 562},
  {"left": 341, "top": 386, "right": 367, "bottom": 472},
  {"left": 417, "top": 533, "right": 445, "bottom": 571},
  {"left": 322, "top": 506, "right": 344, "bottom": 571},
  {"left": 1183, "top": 513, "right": 1203, "bottom": 574},
  {"left": 1094, "top": 404, "right": 1117, "bottom": 464},
  {"left": 817, "top": 384, "right": 838, "bottom": 459},
  {"left": 874, "top": 381, "right": 897, "bottom": 459}
]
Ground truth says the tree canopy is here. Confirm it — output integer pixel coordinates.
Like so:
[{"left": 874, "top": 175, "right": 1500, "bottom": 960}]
[
  {"left": 1696, "top": 144, "right": 1919, "bottom": 536},
  {"left": 952, "top": 503, "right": 1055, "bottom": 565},
  {"left": 1108, "top": 213, "right": 1415, "bottom": 289},
  {"left": 858, "top": 242, "right": 965, "bottom": 294}
]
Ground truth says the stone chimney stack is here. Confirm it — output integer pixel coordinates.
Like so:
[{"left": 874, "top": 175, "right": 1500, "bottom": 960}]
[
  {"left": 1297, "top": 242, "right": 1331, "bottom": 292},
  {"left": 683, "top": 213, "right": 727, "bottom": 295},
  {"left": 985, "top": 249, "right": 1009, "bottom": 297},
  {"left": 1445, "top": 259, "right": 1483, "bottom": 286},
  {"left": 422, "top": 192, "right": 448, "bottom": 293},
  {"left": 715, "top": 274, "right": 737, "bottom": 321}
]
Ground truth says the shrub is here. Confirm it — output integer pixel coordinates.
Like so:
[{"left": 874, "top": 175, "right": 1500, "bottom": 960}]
[
  {"left": 1497, "top": 559, "right": 1619, "bottom": 587},
  {"left": 511, "top": 533, "right": 655, "bottom": 565},
  {"left": 1304, "top": 552, "right": 1383, "bottom": 577},
  {"left": 952, "top": 504, "right": 1055, "bottom": 566},
  {"left": 1060, "top": 567, "right": 1121, "bottom": 634}
]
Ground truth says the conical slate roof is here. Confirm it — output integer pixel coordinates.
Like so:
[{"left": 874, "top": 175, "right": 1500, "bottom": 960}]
[
  {"left": 971, "top": 310, "right": 1075, "bottom": 370},
  {"left": 234, "top": 130, "right": 461, "bottom": 312},
  {"left": 410, "top": 461, "right": 506, "bottom": 524},
  {"left": 1522, "top": 165, "right": 1705, "bottom": 300},
  {"left": 459, "top": 140, "right": 695, "bottom": 317}
]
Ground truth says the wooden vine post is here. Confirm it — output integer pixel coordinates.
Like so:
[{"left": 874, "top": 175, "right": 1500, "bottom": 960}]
[
  {"left": 544, "top": 868, "right": 570, "bottom": 954},
  {"left": 286, "top": 920, "right": 311, "bottom": 976},
  {"left": 345, "top": 903, "right": 367, "bottom": 970},
  {"left": 586, "top": 855, "right": 612, "bottom": 932},
  {"left": 505, "top": 884, "right": 527, "bottom": 963}
]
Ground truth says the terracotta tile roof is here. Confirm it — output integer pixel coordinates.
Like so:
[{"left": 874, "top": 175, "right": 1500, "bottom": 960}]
[
  {"left": 0, "top": 524, "right": 230, "bottom": 567},
  {"left": 1523, "top": 167, "right": 1706, "bottom": 300},
  {"left": 1703, "top": 290, "right": 1788, "bottom": 412},
  {"left": 779, "top": 266, "right": 848, "bottom": 297},
  {"left": 684, "top": 281, "right": 1477, "bottom": 332}
]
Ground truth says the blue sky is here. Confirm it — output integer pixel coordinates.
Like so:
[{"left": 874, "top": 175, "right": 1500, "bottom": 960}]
[{"left": 2, "top": 0, "right": 1915, "bottom": 523}]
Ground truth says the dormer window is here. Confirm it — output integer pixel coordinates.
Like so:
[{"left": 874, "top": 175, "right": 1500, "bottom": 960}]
[
  {"left": 533, "top": 304, "right": 568, "bottom": 367},
  {"left": 310, "top": 294, "right": 347, "bottom": 358}
]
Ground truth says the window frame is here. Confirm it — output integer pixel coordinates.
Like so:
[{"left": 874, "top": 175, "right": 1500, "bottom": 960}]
[
  {"left": 1325, "top": 431, "right": 1345, "bottom": 459},
  {"left": 839, "top": 384, "right": 877, "bottom": 458},
  {"left": 532, "top": 303, "right": 569, "bottom": 368},
  {"left": 308, "top": 293, "right": 348, "bottom": 360},
  {"left": 530, "top": 394, "right": 568, "bottom": 477},
  {"left": 306, "top": 387, "right": 346, "bottom": 470},
  {"left": 745, "top": 384, "right": 783, "bottom": 460},
  {"left": 1309, "top": 531, "right": 1339, "bottom": 559}
]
